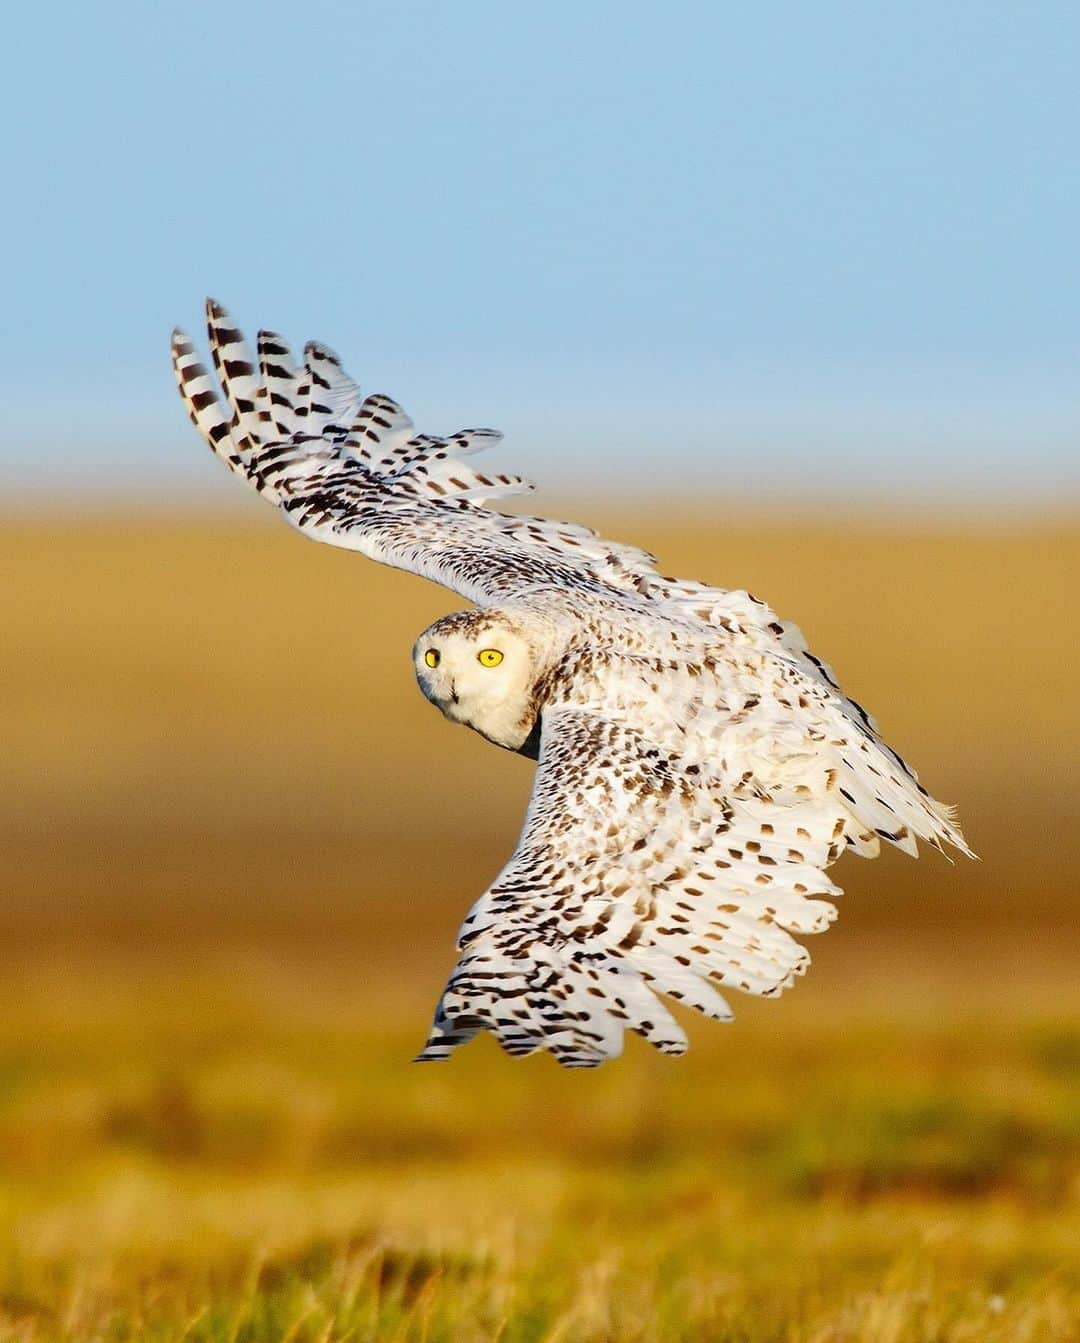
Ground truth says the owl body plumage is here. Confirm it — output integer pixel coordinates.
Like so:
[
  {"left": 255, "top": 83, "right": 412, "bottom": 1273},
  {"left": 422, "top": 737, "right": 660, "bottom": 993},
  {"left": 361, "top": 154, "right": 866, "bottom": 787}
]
[{"left": 173, "top": 302, "right": 971, "bottom": 1068}]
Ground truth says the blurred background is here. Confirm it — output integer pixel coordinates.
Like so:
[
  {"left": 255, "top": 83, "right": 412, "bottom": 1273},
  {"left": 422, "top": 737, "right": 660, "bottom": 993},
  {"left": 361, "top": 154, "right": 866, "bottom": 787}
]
[{"left": 1, "top": 3, "right": 1078, "bottom": 1339}]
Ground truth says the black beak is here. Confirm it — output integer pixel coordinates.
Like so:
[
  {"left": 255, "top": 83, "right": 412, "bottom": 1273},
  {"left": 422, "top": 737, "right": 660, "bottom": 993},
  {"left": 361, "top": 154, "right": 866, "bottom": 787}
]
[{"left": 450, "top": 680, "right": 459, "bottom": 704}]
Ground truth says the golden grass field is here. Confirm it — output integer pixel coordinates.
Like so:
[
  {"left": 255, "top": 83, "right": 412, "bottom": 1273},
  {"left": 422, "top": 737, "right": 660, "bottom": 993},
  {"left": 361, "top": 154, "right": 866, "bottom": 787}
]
[{"left": 1, "top": 507, "right": 1078, "bottom": 1341}]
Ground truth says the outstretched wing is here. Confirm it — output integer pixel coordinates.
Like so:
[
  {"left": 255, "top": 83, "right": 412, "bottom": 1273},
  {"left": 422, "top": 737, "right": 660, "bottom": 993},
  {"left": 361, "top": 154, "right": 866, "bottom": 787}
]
[
  {"left": 417, "top": 672, "right": 970, "bottom": 1068},
  {"left": 172, "top": 300, "right": 659, "bottom": 605}
]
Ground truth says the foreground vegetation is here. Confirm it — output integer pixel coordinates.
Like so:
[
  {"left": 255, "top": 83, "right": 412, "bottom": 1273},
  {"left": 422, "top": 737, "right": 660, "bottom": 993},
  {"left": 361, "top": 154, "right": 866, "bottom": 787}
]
[{"left": 0, "top": 950, "right": 1074, "bottom": 1341}]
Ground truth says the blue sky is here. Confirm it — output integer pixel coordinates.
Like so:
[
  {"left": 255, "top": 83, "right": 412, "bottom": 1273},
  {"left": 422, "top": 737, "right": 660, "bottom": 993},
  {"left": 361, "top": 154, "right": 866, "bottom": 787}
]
[{"left": 2, "top": 1, "right": 1078, "bottom": 509}]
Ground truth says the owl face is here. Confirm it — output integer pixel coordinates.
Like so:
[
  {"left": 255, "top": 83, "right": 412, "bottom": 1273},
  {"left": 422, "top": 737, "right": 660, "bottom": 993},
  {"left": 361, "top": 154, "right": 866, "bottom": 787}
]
[{"left": 413, "top": 611, "right": 539, "bottom": 751}]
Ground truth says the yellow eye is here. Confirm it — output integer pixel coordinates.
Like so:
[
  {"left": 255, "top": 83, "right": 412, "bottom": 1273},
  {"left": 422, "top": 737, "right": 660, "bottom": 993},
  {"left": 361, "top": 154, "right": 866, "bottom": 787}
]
[
  {"left": 477, "top": 648, "right": 503, "bottom": 667},
  {"left": 424, "top": 649, "right": 440, "bottom": 669}
]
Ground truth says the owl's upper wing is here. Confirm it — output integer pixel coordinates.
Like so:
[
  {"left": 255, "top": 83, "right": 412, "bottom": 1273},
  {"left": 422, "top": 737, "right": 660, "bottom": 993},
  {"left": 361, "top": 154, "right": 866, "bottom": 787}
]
[
  {"left": 172, "top": 301, "right": 659, "bottom": 605},
  {"left": 417, "top": 674, "right": 968, "bottom": 1068}
]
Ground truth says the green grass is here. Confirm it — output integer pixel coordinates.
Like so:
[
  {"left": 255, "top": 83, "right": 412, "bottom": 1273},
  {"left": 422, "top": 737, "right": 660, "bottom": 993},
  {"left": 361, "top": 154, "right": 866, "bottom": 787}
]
[{"left": 0, "top": 952, "right": 1075, "bottom": 1341}]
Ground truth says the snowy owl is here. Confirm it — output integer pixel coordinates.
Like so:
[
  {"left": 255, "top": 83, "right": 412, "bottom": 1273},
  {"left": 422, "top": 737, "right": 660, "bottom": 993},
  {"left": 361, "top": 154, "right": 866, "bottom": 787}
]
[{"left": 172, "top": 301, "right": 971, "bottom": 1068}]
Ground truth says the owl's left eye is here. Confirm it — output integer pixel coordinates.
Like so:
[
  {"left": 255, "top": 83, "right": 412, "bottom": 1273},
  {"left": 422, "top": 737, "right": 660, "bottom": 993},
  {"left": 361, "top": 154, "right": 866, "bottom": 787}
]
[
  {"left": 477, "top": 648, "right": 504, "bottom": 667},
  {"left": 424, "top": 649, "right": 440, "bottom": 669}
]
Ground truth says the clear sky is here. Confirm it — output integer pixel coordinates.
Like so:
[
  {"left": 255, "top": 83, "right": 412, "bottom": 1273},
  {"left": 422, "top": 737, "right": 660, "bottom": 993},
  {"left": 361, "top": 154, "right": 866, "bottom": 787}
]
[{"left": 3, "top": 1, "right": 1078, "bottom": 510}]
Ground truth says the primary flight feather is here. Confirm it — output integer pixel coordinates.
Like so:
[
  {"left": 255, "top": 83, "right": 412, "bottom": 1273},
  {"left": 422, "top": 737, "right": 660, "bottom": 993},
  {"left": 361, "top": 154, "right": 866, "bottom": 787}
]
[{"left": 172, "top": 300, "right": 971, "bottom": 1068}]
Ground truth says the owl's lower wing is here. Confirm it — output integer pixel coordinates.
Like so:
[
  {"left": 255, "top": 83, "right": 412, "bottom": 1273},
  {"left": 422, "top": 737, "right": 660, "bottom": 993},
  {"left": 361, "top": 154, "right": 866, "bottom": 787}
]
[
  {"left": 172, "top": 301, "right": 658, "bottom": 605},
  {"left": 418, "top": 699, "right": 949, "bottom": 1069}
]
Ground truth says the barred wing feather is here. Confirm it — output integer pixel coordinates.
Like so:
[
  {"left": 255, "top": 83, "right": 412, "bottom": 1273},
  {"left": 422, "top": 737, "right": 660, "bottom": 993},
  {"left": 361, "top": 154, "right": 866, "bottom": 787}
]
[
  {"left": 419, "top": 703, "right": 856, "bottom": 1067},
  {"left": 172, "top": 300, "right": 660, "bottom": 605}
]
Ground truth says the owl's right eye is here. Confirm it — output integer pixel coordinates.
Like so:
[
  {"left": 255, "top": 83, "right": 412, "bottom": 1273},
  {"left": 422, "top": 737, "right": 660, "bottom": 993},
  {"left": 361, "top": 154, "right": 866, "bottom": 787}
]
[{"left": 424, "top": 649, "right": 440, "bottom": 669}]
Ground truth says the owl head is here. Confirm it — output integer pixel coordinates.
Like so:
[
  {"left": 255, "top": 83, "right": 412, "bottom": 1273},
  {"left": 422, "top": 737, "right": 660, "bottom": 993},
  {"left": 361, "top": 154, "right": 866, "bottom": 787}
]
[{"left": 413, "top": 609, "right": 543, "bottom": 751}]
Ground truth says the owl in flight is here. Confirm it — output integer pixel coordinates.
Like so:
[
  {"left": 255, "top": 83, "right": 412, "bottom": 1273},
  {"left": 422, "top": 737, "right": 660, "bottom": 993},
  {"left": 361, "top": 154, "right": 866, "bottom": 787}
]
[{"left": 172, "top": 302, "right": 970, "bottom": 1068}]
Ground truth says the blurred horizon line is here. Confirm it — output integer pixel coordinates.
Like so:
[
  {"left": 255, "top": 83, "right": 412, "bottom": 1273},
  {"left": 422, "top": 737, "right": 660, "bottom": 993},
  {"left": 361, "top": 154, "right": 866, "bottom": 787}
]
[{"left": 4, "top": 476, "right": 1078, "bottom": 528}]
